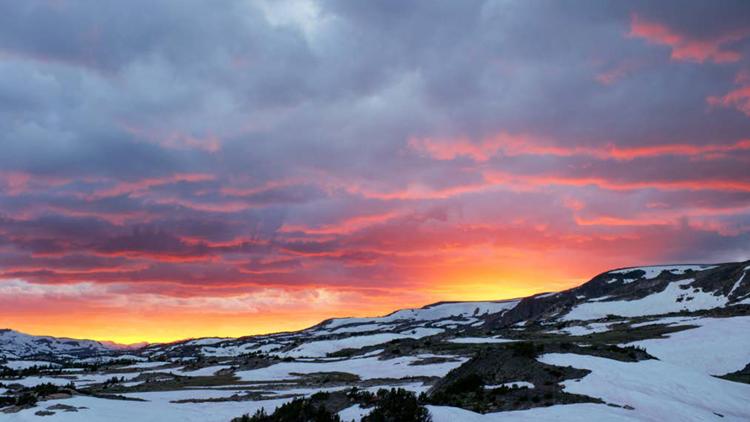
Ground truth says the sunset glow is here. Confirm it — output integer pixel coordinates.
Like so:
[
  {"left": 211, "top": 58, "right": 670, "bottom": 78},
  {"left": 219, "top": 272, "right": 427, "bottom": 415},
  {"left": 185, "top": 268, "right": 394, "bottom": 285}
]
[{"left": 1, "top": 1, "right": 750, "bottom": 344}]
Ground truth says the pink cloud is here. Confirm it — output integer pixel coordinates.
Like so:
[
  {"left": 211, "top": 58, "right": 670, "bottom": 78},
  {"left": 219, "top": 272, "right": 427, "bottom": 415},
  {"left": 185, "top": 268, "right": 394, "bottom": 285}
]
[
  {"left": 485, "top": 171, "right": 750, "bottom": 193},
  {"left": 280, "top": 210, "right": 403, "bottom": 235},
  {"left": 86, "top": 173, "right": 216, "bottom": 200},
  {"left": 0, "top": 171, "right": 31, "bottom": 195},
  {"left": 409, "top": 133, "right": 538, "bottom": 162},
  {"left": 595, "top": 60, "right": 643, "bottom": 85},
  {"left": 708, "top": 85, "right": 750, "bottom": 117},
  {"left": 409, "top": 133, "right": 750, "bottom": 162},
  {"left": 0, "top": 172, "right": 72, "bottom": 196},
  {"left": 628, "top": 13, "right": 749, "bottom": 63}
]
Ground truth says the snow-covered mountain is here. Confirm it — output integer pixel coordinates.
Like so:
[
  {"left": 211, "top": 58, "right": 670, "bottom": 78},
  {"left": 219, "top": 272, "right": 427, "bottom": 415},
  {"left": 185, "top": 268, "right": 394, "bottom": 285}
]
[
  {"left": 491, "top": 261, "right": 750, "bottom": 326},
  {"left": 4, "top": 261, "right": 748, "bottom": 361},
  {"left": 0, "top": 329, "right": 118, "bottom": 360},
  {"left": 139, "top": 260, "right": 749, "bottom": 359},
  {"left": 1, "top": 260, "right": 749, "bottom": 421},
  {"left": 141, "top": 299, "right": 521, "bottom": 359}
]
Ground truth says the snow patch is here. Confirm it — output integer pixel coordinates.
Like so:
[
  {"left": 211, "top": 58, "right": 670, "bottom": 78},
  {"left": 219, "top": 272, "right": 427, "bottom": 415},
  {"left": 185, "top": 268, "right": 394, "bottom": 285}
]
[
  {"left": 728, "top": 271, "right": 747, "bottom": 297},
  {"left": 283, "top": 329, "right": 442, "bottom": 358},
  {"left": 178, "top": 365, "right": 232, "bottom": 376},
  {"left": 2, "top": 360, "right": 61, "bottom": 370},
  {"left": 608, "top": 265, "right": 716, "bottom": 280},
  {"left": 486, "top": 381, "right": 534, "bottom": 389},
  {"left": 236, "top": 354, "right": 467, "bottom": 382},
  {"left": 339, "top": 405, "right": 370, "bottom": 421},
  {"left": 627, "top": 316, "right": 750, "bottom": 375},
  {"left": 427, "top": 403, "right": 637, "bottom": 421},
  {"left": 324, "top": 300, "right": 519, "bottom": 330},
  {"left": 628, "top": 316, "right": 698, "bottom": 329},
  {"left": 3, "top": 394, "right": 294, "bottom": 422},
  {"left": 539, "top": 353, "right": 750, "bottom": 421},
  {"left": 563, "top": 279, "right": 727, "bottom": 321},
  {"left": 183, "top": 338, "right": 230, "bottom": 346},
  {"left": 555, "top": 323, "right": 611, "bottom": 336}
]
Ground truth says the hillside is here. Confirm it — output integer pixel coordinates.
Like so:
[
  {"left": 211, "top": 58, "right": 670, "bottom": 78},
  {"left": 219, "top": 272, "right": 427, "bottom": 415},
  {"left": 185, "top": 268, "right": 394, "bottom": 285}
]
[
  {"left": 1, "top": 260, "right": 749, "bottom": 421},
  {"left": 0, "top": 330, "right": 117, "bottom": 361}
]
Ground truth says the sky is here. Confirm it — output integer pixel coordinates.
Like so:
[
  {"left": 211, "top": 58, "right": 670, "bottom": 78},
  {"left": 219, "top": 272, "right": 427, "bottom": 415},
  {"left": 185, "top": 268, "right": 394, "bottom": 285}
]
[{"left": 1, "top": 0, "right": 750, "bottom": 344}]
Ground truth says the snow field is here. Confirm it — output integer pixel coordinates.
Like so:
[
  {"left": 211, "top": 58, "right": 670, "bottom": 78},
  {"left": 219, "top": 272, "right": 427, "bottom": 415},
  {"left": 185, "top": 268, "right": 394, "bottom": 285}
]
[
  {"left": 563, "top": 279, "right": 728, "bottom": 321},
  {"left": 539, "top": 353, "right": 750, "bottom": 421}
]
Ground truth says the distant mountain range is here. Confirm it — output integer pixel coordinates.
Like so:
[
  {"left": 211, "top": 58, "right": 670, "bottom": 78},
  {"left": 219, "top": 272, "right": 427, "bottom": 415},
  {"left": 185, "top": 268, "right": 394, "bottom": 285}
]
[{"left": 0, "top": 330, "right": 147, "bottom": 360}]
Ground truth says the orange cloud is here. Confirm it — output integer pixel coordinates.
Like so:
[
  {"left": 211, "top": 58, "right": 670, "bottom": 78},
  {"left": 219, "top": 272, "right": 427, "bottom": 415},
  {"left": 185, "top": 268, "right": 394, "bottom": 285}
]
[{"left": 628, "top": 13, "right": 749, "bottom": 63}]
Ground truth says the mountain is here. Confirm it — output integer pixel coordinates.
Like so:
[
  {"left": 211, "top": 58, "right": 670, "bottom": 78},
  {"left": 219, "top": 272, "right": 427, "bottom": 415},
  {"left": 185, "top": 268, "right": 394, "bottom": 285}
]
[
  {"left": 141, "top": 299, "right": 521, "bottom": 359},
  {"left": 0, "top": 329, "right": 117, "bottom": 360},
  {"left": 1, "top": 260, "right": 749, "bottom": 421},
  {"left": 141, "top": 260, "right": 750, "bottom": 359},
  {"left": 491, "top": 261, "right": 750, "bottom": 326}
]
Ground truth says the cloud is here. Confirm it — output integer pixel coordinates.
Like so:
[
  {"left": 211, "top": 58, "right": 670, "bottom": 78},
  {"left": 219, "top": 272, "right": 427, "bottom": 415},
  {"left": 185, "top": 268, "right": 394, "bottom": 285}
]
[
  {"left": 708, "top": 84, "right": 750, "bottom": 117},
  {"left": 0, "top": 0, "right": 749, "bottom": 341},
  {"left": 409, "top": 133, "right": 750, "bottom": 162},
  {"left": 629, "top": 13, "right": 750, "bottom": 63},
  {"left": 86, "top": 173, "right": 216, "bottom": 200},
  {"left": 0, "top": 277, "right": 350, "bottom": 315}
]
